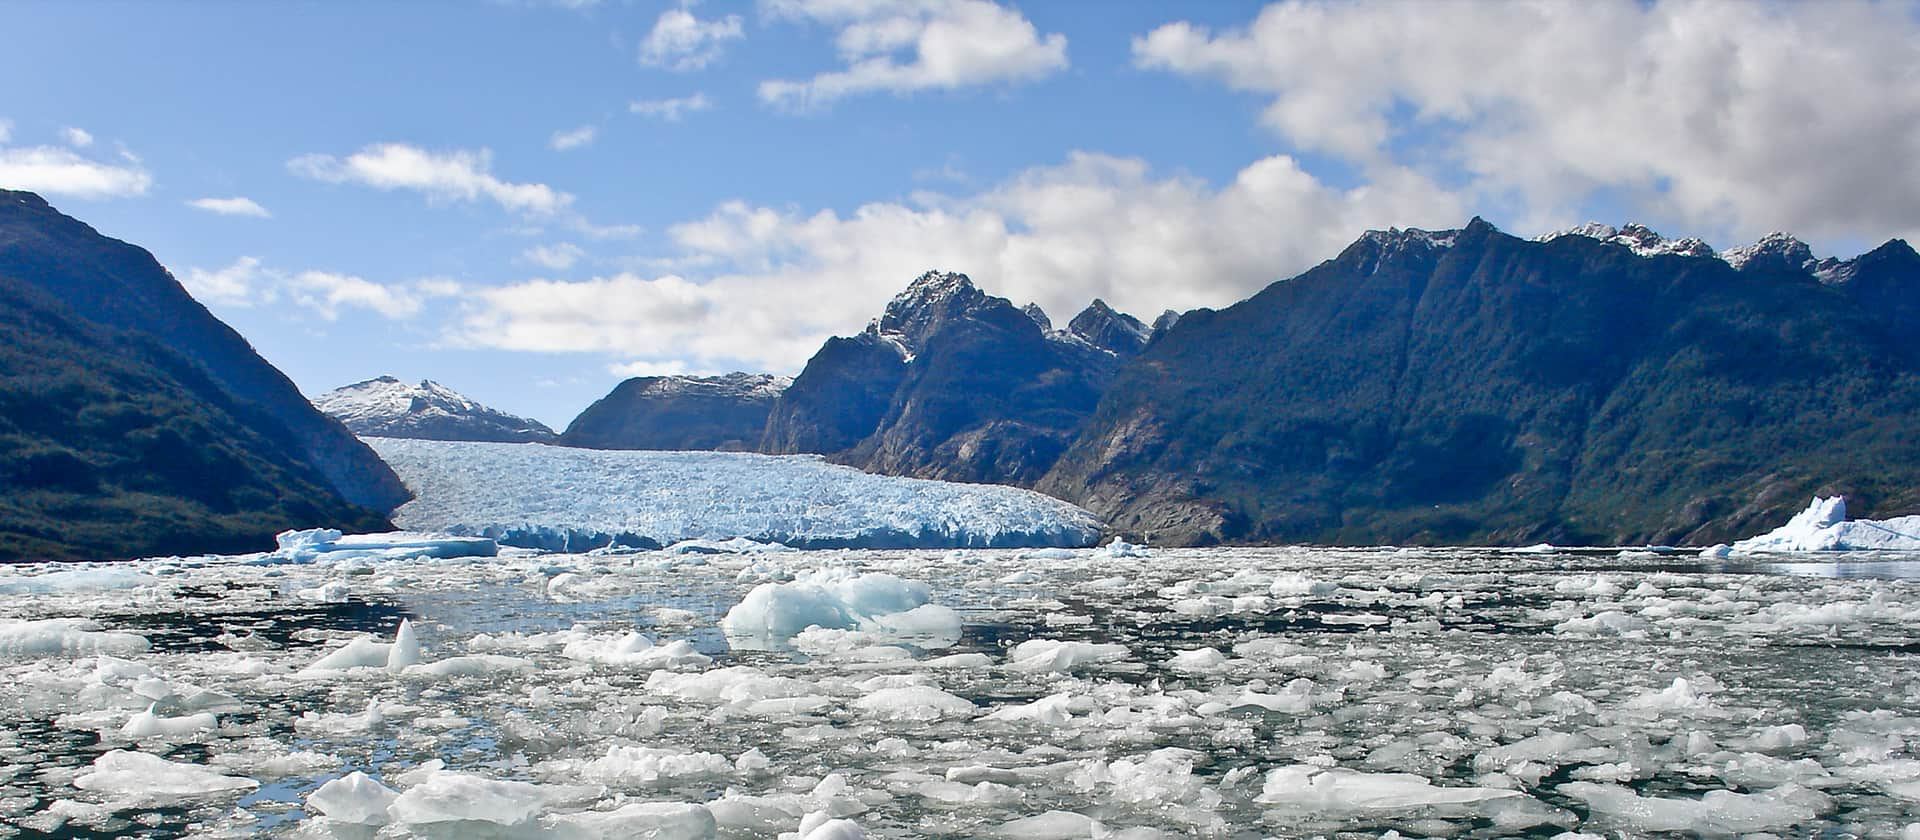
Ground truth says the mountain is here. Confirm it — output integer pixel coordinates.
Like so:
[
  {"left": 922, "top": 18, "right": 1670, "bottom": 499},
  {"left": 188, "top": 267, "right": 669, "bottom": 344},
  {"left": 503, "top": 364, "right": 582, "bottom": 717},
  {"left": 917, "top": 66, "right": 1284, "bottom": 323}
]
[
  {"left": 316, "top": 376, "right": 556, "bottom": 443},
  {"left": 0, "top": 190, "right": 408, "bottom": 513},
  {"left": 1040, "top": 219, "right": 1920, "bottom": 546},
  {"left": 762, "top": 271, "right": 1145, "bottom": 485},
  {"left": 0, "top": 274, "right": 388, "bottom": 561},
  {"left": 561, "top": 373, "right": 790, "bottom": 451}
]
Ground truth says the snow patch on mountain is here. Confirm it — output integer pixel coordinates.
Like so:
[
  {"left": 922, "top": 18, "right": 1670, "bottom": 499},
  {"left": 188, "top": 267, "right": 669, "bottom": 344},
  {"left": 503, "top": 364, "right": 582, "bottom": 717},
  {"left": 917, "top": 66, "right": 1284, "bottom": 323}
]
[
  {"left": 1534, "top": 223, "right": 1714, "bottom": 258},
  {"left": 316, "top": 377, "right": 555, "bottom": 443},
  {"left": 367, "top": 438, "right": 1102, "bottom": 551}
]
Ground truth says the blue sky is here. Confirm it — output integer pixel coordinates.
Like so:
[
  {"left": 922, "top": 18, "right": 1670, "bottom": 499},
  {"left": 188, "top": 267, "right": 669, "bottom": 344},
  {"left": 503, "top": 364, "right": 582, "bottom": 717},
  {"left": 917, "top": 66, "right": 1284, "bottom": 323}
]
[{"left": 4, "top": 1, "right": 1918, "bottom": 428}]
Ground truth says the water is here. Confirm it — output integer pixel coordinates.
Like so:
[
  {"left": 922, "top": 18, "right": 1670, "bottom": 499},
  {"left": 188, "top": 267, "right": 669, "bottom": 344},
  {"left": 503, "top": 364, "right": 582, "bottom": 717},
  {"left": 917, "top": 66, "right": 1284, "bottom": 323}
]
[{"left": 3, "top": 545, "right": 1920, "bottom": 837}]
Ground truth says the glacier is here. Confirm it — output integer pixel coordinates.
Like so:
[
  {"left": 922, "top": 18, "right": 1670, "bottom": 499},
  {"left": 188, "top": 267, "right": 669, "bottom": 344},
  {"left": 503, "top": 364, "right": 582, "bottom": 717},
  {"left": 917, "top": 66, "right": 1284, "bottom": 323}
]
[{"left": 366, "top": 438, "right": 1103, "bottom": 550}]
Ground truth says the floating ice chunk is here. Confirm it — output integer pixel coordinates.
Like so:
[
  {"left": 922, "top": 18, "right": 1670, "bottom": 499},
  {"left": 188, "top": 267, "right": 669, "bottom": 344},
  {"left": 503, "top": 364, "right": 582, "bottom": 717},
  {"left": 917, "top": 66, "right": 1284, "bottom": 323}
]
[
  {"left": 73, "top": 750, "right": 257, "bottom": 799},
  {"left": 1269, "top": 574, "right": 1337, "bottom": 597},
  {"left": 666, "top": 537, "right": 796, "bottom": 555},
  {"left": 1743, "top": 723, "right": 1811, "bottom": 753},
  {"left": 786, "top": 812, "right": 866, "bottom": 840},
  {"left": 0, "top": 567, "right": 153, "bottom": 595},
  {"left": 545, "top": 802, "right": 717, "bottom": 839},
  {"left": 1257, "top": 764, "right": 1523, "bottom": 812},
  {"left": 722, "top": 569, "right": 960, "bottom": 649},
  {"left": 1559, "top": 781, "right": 1830, "bottom": 833},
  {"left": 995, "top": 811, "right": 1099, "bottom": 838},
  {"left": 265, "top": 528, "right": 499, "bottom": 564},
  {"left": 855, "top": 686, "right": 975, "bottom": 721},
  {"left": 923, "top": 652, "right": 993, "bottom": 669},
  {"left": 1019, "top": 548, "right": 1078, "bottom": 560},
  {"left": 300, "top": 620, "right": 421, "bottom": 674},
  {"left": 1097, "top": 539, "right": 1150, "bottom": 558},
  {"left": 563, "top": 631, "right": 712, "bottom": 669},
  {"left": 981, "top": 692, "right": 1076, "bottom": 726},
  {"left": 405, "top": 654, "right": 537, "bottom": 678},
  {"left": 1071, "top": 748, "right": 1221, "bottom": 814},
  {"left": 1733, "top": 496, "right": 1920, "bottom": 551},
  {"left": 562, "top": 745, "right": 735, "bottom": 787},
  {"left": 0, "top": 619, "right": 148, "bottom": 658},
  {"left": 1006, "top": 639, "right": 1131, "bottom": 673},
  {"left": 646, "top": 666, "right": 818, "bottom": 705},
  {"left": 916, "top": 779, "right": 1024, "bottom": 808},
  {"left": 295, "top": 580, "right": 351, "bottom": 603},
  {"left": 1626, "top": 677, "right": 1723, "bottom": 714},
  {"left": 1166, "top": 647, "right": 1228, "bottom": 672},
  {"left": 306, "top": 771, "right": 399, "bottom": 825},
  {"left": 1554, "top": 610, "right": 1649, "bottom": 636},
  {"left": 297, "top": 699, "right": 386, "bottom": 735},
  {"left": 1700, "top": 544, "right": 1733, "bottom": 559},
  {"left": 387, "top": 771, "right": 585, "bottom": 828},
  {"left": 121, "top": 704, "right": 217, "bottom": 738}
]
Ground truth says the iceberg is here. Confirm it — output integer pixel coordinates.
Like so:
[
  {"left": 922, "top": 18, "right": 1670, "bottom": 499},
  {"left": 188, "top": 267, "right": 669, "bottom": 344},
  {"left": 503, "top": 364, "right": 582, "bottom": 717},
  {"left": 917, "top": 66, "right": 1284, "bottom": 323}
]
[
  {"left": 259, "top": 528, "right": 498, "bottom": 564},
  {"left": 721, "top": 569, "right": 962, "bottom": 649},
  {"left": 1733, "top": 497, "right": 1920, "bottom": 552},
  {"left": 366, "top": 438, "right": 1101, "bottom": 550}
]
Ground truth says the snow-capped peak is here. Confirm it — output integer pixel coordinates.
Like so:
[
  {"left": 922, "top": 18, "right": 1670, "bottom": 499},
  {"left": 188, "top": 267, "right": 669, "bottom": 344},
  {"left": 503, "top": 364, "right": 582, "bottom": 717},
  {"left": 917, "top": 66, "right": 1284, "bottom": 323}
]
[
  {"left": 1536, "top": 222, "right": 1714, "bottom": 259},
  {"left": 1359, "top": 226, "right": 1460, "bottom": 251},
  {"left": 873, "top": 270, "right": 990, "bottom": 353},
  {"left": 315, "top": 376, "right": 555, "bottom": 443},
  {"left": 1720, "top": 232, "right": 1815, "bottom": 271}
]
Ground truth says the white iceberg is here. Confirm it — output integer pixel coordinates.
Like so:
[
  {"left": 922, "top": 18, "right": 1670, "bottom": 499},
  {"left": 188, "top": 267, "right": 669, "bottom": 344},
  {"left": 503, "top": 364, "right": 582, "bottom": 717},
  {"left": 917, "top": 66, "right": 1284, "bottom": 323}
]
[
  {"left": 721, "top": 569, "right": 961, "bottom": 649},
  {"left": 261, "top": 528, "right": 498, "bottom": 564},
  {"left": 1733, "top": 497, "right": 1920, "bottom": 552},
  {"left": 73, "top": 750, "right": 257, "bottom": 799},
  {"left": 366, "top": 438, "right": 1101, "bottom": 550}
]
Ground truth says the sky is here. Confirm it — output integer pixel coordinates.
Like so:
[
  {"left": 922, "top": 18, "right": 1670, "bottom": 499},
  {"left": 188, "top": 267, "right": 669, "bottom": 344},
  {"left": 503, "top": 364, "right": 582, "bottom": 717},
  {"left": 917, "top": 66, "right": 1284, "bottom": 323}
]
[{"left": 3, "top": 0, "right": 1919, "bottom": 429}]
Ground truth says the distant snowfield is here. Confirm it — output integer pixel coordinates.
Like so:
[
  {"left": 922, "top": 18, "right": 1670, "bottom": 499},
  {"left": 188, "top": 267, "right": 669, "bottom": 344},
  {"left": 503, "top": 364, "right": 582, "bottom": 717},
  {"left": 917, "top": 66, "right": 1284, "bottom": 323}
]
[{"left": 365, "top": 438, "right": 1102, "bottom": 550}]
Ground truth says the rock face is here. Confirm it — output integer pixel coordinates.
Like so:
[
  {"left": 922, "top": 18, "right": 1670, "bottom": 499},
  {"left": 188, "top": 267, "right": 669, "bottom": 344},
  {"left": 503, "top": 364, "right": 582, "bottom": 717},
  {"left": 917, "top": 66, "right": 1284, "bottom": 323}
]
[
  {"left": 0, "top": 197, "right": 393, "bottom": 560},
  {"left": 763, "top": 271, "right": 1147, "bottom": 485},
  {"left": 1041, "top": 219, "right": 1920, "bottom": 547},
  {"left": 316, "top": 377, "right": 556, "bottom": 443},
  {"left": 0, "top": 190, "right": 408, "bottom": 514},
  {"left": 562, "top": 373, "right": 790, "bottom": 451}
]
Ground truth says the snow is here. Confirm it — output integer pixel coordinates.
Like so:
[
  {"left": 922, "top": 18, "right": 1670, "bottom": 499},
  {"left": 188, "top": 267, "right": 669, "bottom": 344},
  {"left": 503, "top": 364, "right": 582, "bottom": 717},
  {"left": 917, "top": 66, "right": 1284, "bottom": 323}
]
[
  {"left": 1536, "top": 222, "right": 1715, "bottom": 258},
  {"left": 1734, "top": 496, "right": 1920, "bottom": 551},
  {"left": 368, "top": 438, "right": 1101, "bottom": 550},
  {"left": 314, "top": 375, "right": 555, "bottom": 440}
]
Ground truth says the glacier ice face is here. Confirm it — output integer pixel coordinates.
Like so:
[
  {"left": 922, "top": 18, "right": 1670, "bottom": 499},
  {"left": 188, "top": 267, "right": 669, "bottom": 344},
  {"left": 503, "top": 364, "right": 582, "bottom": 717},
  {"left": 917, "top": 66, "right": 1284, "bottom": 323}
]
[
  {"left": 368, "top": 438, "right": 1102, "bottom": 550},
  {"left": 1734, "top": 496, "right": 1920, "bottom": 551}
]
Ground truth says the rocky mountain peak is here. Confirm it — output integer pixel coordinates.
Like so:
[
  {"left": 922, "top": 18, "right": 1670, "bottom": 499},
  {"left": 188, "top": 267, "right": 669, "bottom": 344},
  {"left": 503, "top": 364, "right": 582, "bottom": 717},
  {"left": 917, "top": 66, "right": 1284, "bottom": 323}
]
[
  {"left": 1721, "top": 232, "right": 1817, "bottom": 273},
  {"left": 874, "top": 270, "right": 989, "bottom": 351},
  {"left": 1067, "top": 298, "right": 1150, "bottom": 356},
  {"left": 316, "top": 377, "right": 554, "bottom": 443},
  {"left": 1536, "top": 221, "right": 1714, "bottom": 258},
  {"left": 1021, "top": 302, "right": 1052, "bottom": 331}
]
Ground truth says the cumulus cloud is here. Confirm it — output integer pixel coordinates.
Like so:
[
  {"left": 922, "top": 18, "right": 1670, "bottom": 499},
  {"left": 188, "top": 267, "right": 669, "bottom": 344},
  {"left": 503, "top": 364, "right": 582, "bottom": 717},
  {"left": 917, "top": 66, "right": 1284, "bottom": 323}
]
[
  {"left": 455, "top": 150, "right": 1462, "bottom": 371},
  {"left": 759, "top": 0, "right": 1068, "bottom": 110},
  {"left": 1132, "top": 0, "right": 1920, "bottom": 244},
  {"left": 522, "top": 242, "right": 585, "bottom": 270},
  {"left": 180, "top": 256, "right": 456, "bottom": 320},
  {"left": 187, "top": 196, "right": 271, "bottom": 218},
  {"left": 289, "top": 143, "right": 571, "bottom": 215},
  {"left": 630, "top": 92, "right": 713, "bottom": 122},
  {"left": 607, "top": 359, "right": 698, "bottom": 378},
  {"left": 639, "top": 7, "right": 744, "bottom": 71},
  {"left": 548, "top": 124, "right": 597, "bottom": 151},
  {"left": 0, "top": 146, "right": 152, "bottom": 199},
  {"left": 60, "top": 127, "right": 93, "bottom": 148},
  {"left": 183, "top": 256, "right": 269, "bottom": 307}
]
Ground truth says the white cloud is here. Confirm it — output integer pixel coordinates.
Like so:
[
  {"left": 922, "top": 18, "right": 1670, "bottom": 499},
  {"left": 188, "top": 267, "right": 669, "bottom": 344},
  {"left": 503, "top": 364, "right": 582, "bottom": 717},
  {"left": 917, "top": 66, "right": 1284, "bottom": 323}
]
[
  {"left": 759, "top": 0, "right": 1068, "bottom": 110},
  {"left": 549, "top": 124, "right": 597, "bottom": 151},
  {"left": 289, "top": 143, "right": 571, "bottom": 215},
  {"left": 1133, "top": 0, "right": 1920, "bottom": 245},
  {"left": 607, "top": 359, "right": 697, "bottom": 378},
  {"left": 455, "top": 150, "right": 1462, "bottom": 371},
  {"left": 629, "top": 92, "right": 713, "bottom": 122},
  {"left": 522, "top": 242, "right": 585, "bottom": 270},
  {"left": 180, "top": 256, "right": 454, "bottom": 320},
  {"left": 639, "top": 7, "right": 745, "bottom": 71},
  {"left": 0, "top": 146, "right": 152, "bottom": 199},
  {"left": 291, "top": 271, "right": 426, "bottom": 320},
  {"left": 186, "top": 196, "right": 271, "bottom": 218},
  {"left": 60, "top": 127, "right": 93, "bottom": 148},
  {"left": 183, "top": 256, "right": 269, "bottom": 307}
]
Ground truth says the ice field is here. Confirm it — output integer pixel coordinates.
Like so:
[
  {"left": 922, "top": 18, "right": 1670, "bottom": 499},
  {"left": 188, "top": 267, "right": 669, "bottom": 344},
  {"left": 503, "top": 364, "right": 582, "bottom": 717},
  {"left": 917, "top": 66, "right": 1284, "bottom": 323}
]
[
  {"left": 6, "top": 541, "right": 1920, "bottom": 838},
  {"left": 366, "top": 439, "right": 1103, "bottom": 551}
]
